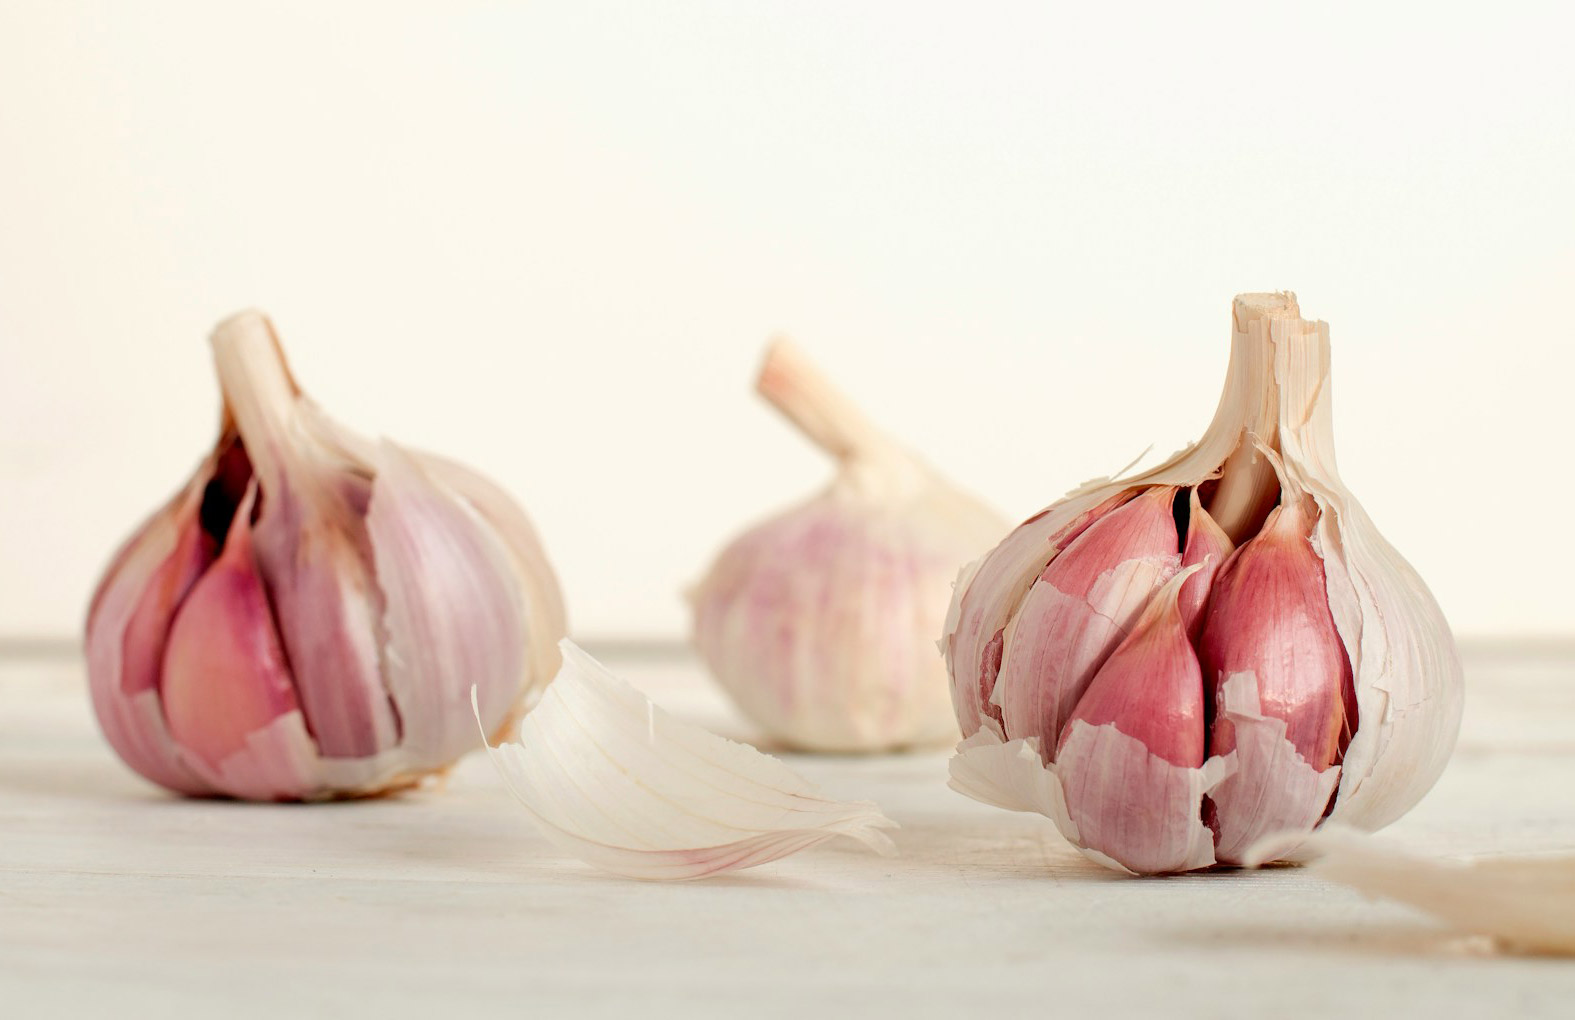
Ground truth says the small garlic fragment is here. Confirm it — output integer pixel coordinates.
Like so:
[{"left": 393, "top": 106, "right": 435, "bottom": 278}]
[
  {"left": 944, "top": 293, "right": 1463, "bottom": 874},
  {"left": 1252, "top": 827, "right": 1575, "bottom": 957},
  {"left": 85, "top": 311, "right": 566, "bottom": 800},
  {"left": 477, "top": 640, "right": 898, "bottom": 880},
  {"left": 690, "top": 338, "right": 1007, "bottom": 752}
]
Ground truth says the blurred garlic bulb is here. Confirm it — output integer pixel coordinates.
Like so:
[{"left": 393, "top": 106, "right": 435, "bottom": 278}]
[
  {"left": 945, "top": 293, "right": 1463, "bottom": 873},
  {"left": 85, "top": 311, "right": 566, "bottom": 800},
  {"left": 690, "top": 338, "right": 1007, "bottom": 752}
]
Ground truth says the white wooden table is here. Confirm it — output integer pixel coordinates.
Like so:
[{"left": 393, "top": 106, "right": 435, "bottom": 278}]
[{"left": 3, "top": 642, "right": 1573, "bottom": 1018}]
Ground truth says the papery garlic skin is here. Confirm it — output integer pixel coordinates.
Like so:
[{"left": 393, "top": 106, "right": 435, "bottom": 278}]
[
  {"left": 691, "top": 339, "right": 1007, "bottom": 753},
  {"left": 85, "top": 311, "right": 566, "bottom": 800},
  {"left": 479, "top": 640, "right": 898, "bottom": 881},
  {"left": 1260, "top": 827, "right": 1575, "bottom": 957},
  {"left": 943, "top": 293, "right": 1463, "bottom": 873}
]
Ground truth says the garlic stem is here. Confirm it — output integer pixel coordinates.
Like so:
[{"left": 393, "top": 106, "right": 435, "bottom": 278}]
[
  {"left": 1208, "top": 293, "right": 1295, "bottom": 542},
  {"left": 209, "top": 311, "right": 304, "bottom": 490},
  {"left": 756, "top": 337, "right": 894, "bottom": 463}
]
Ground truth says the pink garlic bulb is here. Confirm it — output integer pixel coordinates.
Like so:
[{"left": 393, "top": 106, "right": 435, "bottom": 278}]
[
  {"left": 85, "top": 311, "right": 566, "bottom": 800},
  {"left": 944, "top": 293, "right": 1463, "bottom": 873},
  {"left": 690, "top": 339, "right": 1007, "bottom": 752}
]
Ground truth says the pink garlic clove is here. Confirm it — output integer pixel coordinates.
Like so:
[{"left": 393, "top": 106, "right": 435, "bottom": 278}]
[
  {"left": 992, "top": 485, "right": 1181, "bottom": 753},
  {"left": 947, "top": 490, "right": 1132, "bottom": 736},
  {"left": 1053, "top": 570, "right": 1223, "bottom": 873},
  {"left": 1206, "top": 673, "right": 1343, "bottom": 864},
  {"left": 84, "top": 478, "right": 215, "bottom": 796},
  {"left": 1177, "top": 488, "right": 1233, "bottom": 636},
  {"left": 1199, "top": 497, "right": 1353, "bottom": 771},
  {"left": 1056, "top": 569, "right": 1205, "bottom": 767},
  {"left": 251, "top": 510, "right": 398, "bottom": 759},
  {"left": 160, "top": 484, "right": 304, "bottom": 782},
  {"left": 118, "top": 487, "right": 214, "bottom": 700},
  {"left": 1198, "top": 496, "right": 1354, "bottom": 856}
]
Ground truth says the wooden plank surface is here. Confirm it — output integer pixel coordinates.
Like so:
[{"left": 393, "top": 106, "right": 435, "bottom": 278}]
[{"left": 2, "top": 643, "right": 1572, "bottom": 1018}]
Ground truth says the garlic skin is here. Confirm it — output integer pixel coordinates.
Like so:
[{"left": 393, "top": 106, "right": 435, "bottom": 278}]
[
  {"left": 1256, "top": 827, "right": 1575, "bottom": 957},
  {"left": 691, "top": 339, "right": 1007, "bottom": 752},
  {"left": 85, "top": 311, "right": 566, "bottom": 800},
  {"left": 943, "top": 293, "right": 1463, "bottom": 873},
  {"left": 479, "top": 640, "right": 898, "bottom": 880}
]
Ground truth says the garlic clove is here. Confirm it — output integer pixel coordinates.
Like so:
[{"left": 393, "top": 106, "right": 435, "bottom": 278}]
[
  {"left": 1207, "top": 673, "right": 1342, "bottom": 864},
  {"left": 946, "top": 491, "right": 1131, "bottom": 734},
  {"left": 160, "top": 483, "right": 302, "bottom": 777},
  {"left": 948, "top": 573, "right": 1232, "bottom": 875},
  {"left": 1200, "top": 496, "right": 1353, "bottom": 772},
  {"left": 690, "top": 338, "right": 1006, "bottom": 752},
  {"left": 948, "top": 726, "right": 1231, "bottom": 876},
  {"left": 1177, "top": 488, "right": 1232, "bottom": 635},
  {"left": 1051, "top": 570, "right": 1227, "bottom": 873},
  {"left": 1057, "top": 569, "right": 1205, "bottom": 766},
  {"left": 1198, "top": 492, "right": 1351, "bottom": 862},
  {"left": 118, "top": 490, "right": 213, "bottom": 702},
  {"left": 414, "top": 453, "right": 568, "bottom": 720},
  {"left": 478, "top": 640, "right": 898, "bottom": 880},
  {"left": 286, "top": 396, "right": 569, "bottom": 727},
  {"left": 992, "top": 485, "right": 1181, "bottom": 752},
  {"left": 366, "top": 440, "right": 526, "bottom": 769},
  {"left": 211, "top": 312, "right": 399, "bottom": 760},
  {"left": 1053, "top": 724, "right": 1231, "bottom": 875},
  {"left": 85, "top": 479, "right": 215, "bottom": 796},
  {"left": 1269, "top": 329, "right": 1462, "bottom": 833}
]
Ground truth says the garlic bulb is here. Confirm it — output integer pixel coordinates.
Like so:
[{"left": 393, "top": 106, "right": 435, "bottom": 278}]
[
  {"left": 944, "top": 293, "right": 1463, "bottom": 874},
  {"left": 690, "top": 339, "right": 1008, "bottom": 752},
  {"left": 478, "top": 640, "right": 898, "bottom": 880},
  {"left": 85, "top": 311, "right": 566, "bottom": 800}
]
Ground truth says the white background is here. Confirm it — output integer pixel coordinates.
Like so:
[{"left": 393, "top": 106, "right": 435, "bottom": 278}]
[{"left": 2, "top": 1, "right": 1571, "bottom": 641}]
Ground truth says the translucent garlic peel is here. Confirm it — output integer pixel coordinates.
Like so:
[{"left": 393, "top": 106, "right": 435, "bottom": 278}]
[
  {"left": 690, "top": 338, "right": 1006, "bottom": 752},
  {"left": 943, "top": 293, "right": 1463, "bottom": 873},
  {"left": 85, "top": 310, "right": 567, "bottom": 800},
  {"left": 1263, "top": 828, "right": 1575, "bottom": 957},
  {"left": 478, "top": 640, "right": 898, "bottom": 881}
]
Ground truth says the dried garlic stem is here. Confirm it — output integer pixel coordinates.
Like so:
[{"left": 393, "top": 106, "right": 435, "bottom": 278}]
[
  {"left": 1208, "top": 293, "right": 1293, "bottom": 542},
  {"left": 756, "top": 337, "right": 894, "bottom": 464},
  {"left": 210, "top": 311, "right": 304, "bottom": 489}
]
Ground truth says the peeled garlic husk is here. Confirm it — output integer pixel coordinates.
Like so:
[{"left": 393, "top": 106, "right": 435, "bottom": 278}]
[
  {"left": 943, "top": 293, "right": 1463, "bottom": 874},
  {"left": 85, "top": 311, "right": 567, "bottom": 800},
  {"left": 478, "top": 640, "right": 898, "bottom": 880},
  {"left": 1249, "top": 827, "right": 1575, "bottom": 957},
  {"left": 690, "top": 338, "right": 1008, "bottom": 752}
]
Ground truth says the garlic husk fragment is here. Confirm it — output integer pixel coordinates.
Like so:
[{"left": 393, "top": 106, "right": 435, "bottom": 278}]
[
  {"left": 85, "top": 311, "right": 566, "bottom": 800},
  {"left": 944, "top": 293, "right": 1463, "bottom": 873},
  {"left": 690, "top": 338, "right": 1007, "bottom": 752},
  {"left": 477, "top": 640, "right": 898, "bottom": 880},
  {"left": 1250, "top": 827, "right": 1575, "bottom": 956}
]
